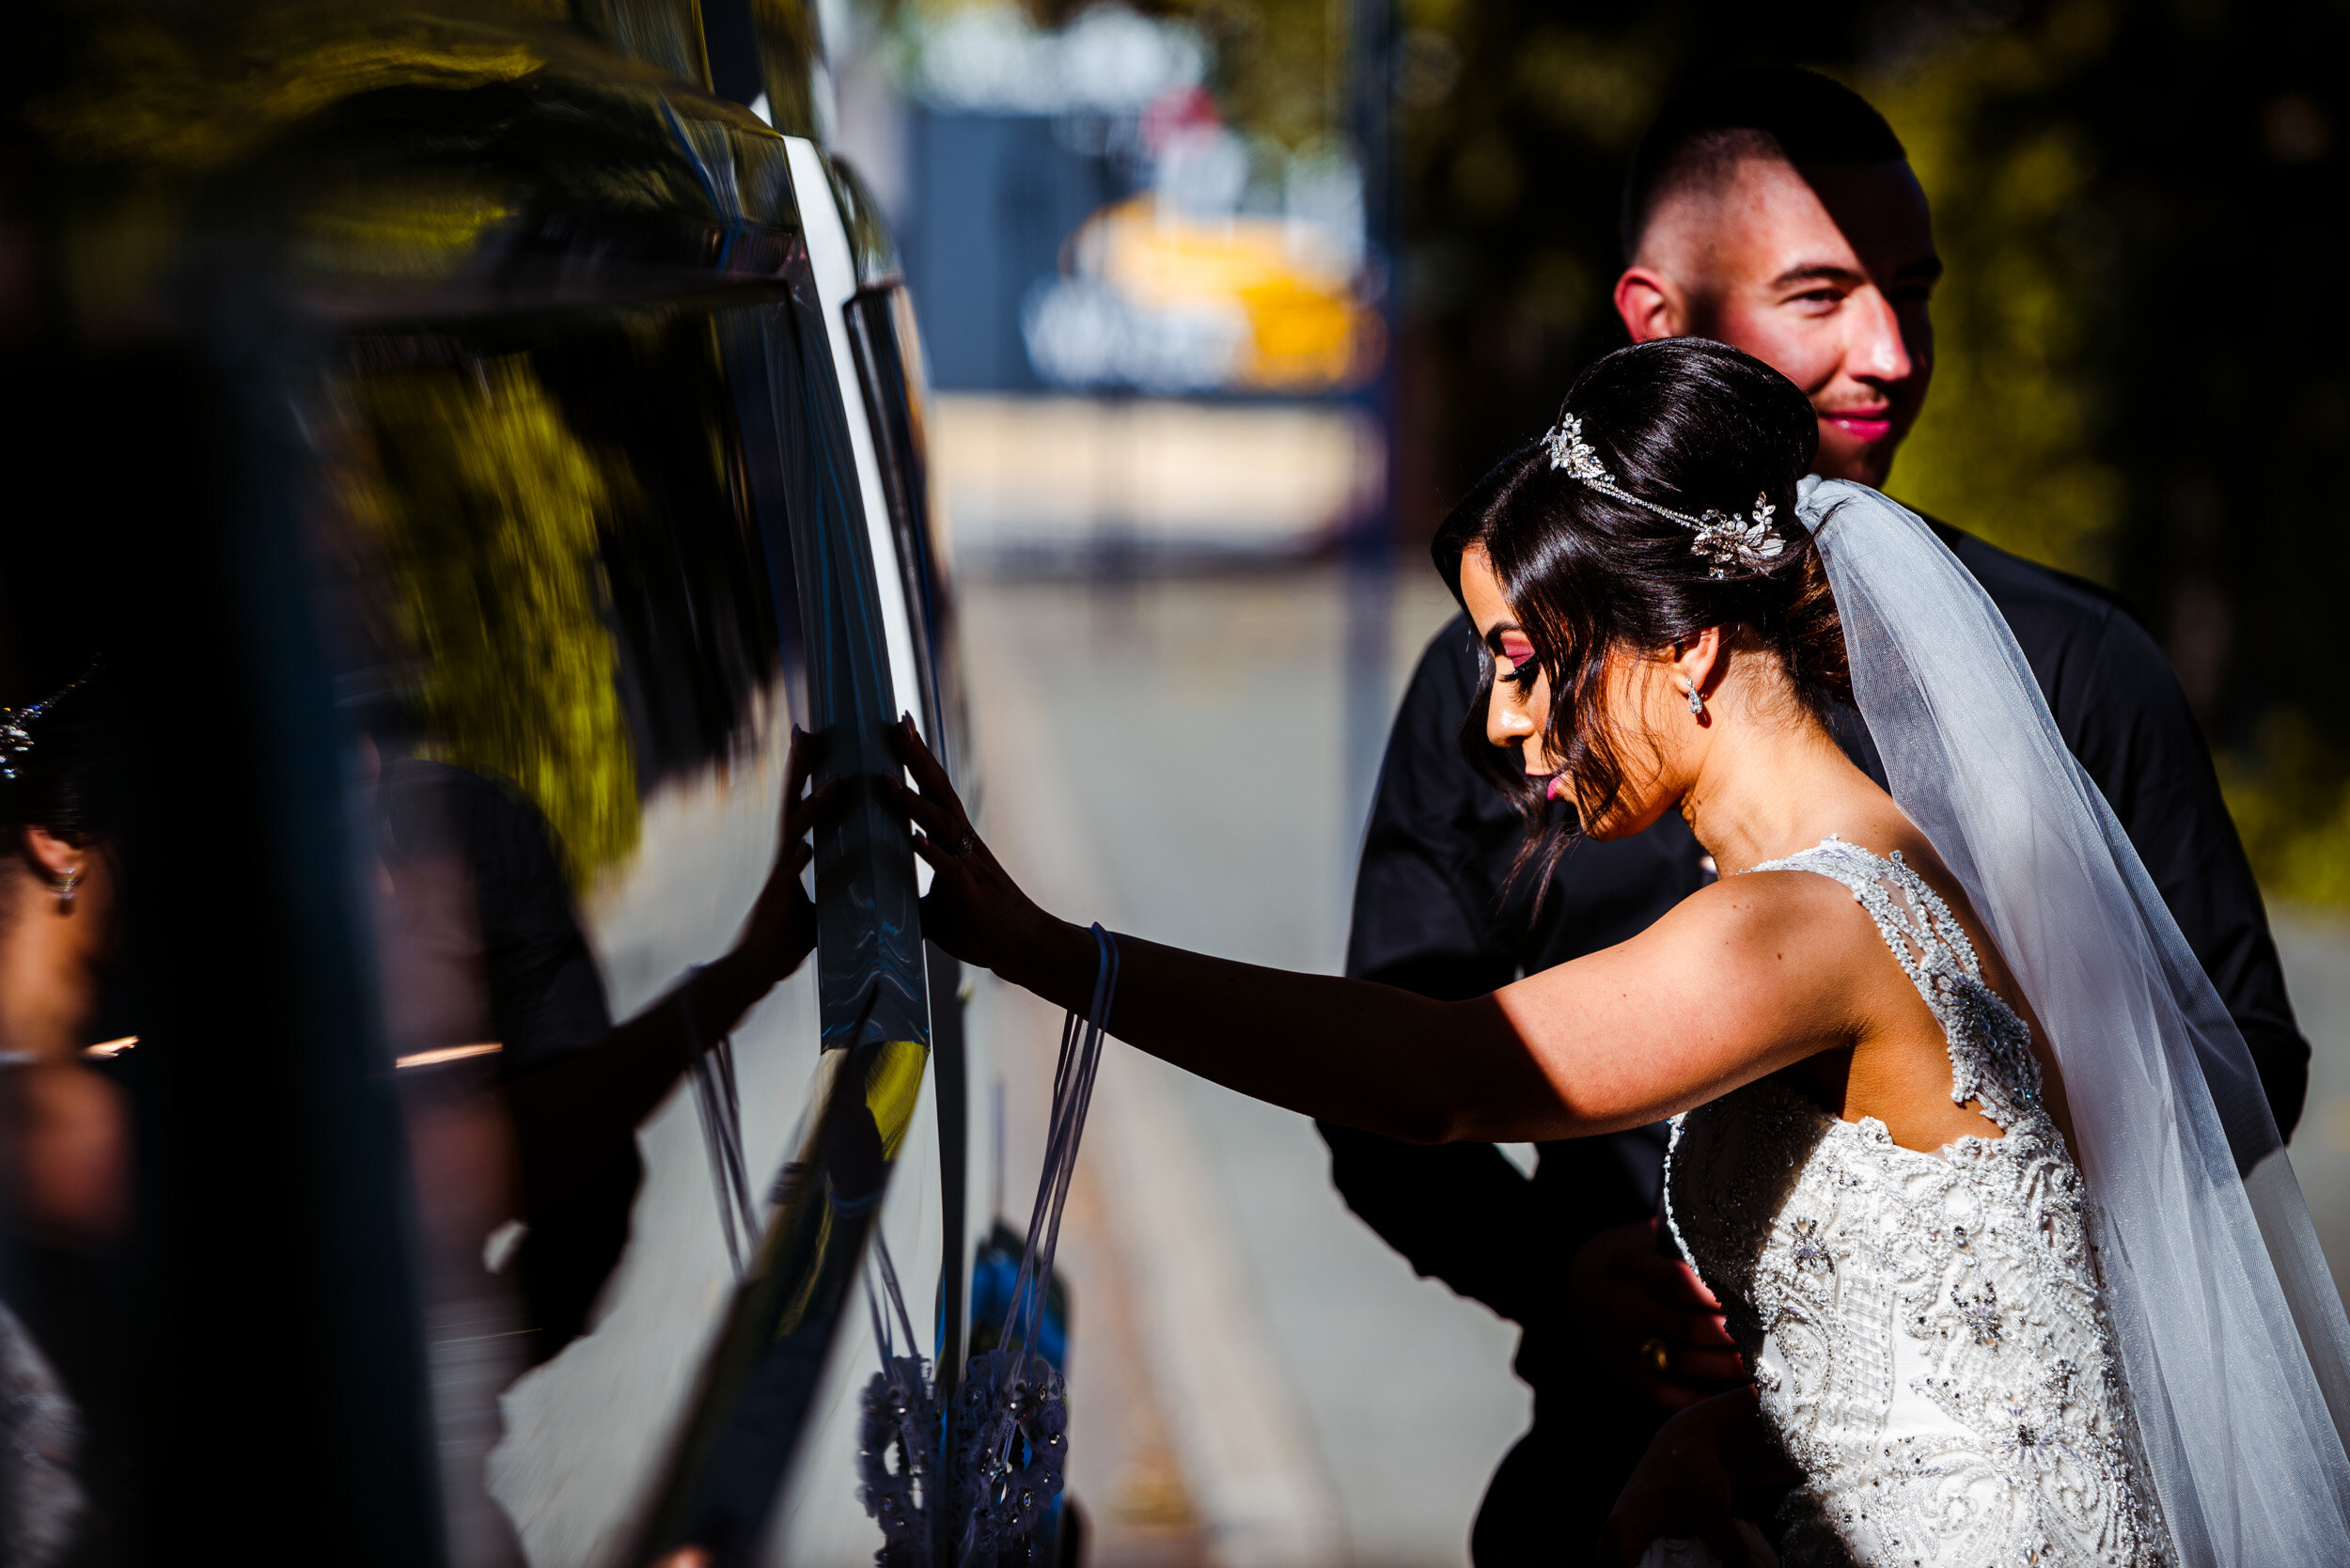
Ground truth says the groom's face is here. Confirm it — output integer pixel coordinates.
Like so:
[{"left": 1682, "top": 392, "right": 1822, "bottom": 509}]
[{"left": 1616, "top": 155, "right": 1941, "bottom": 488}]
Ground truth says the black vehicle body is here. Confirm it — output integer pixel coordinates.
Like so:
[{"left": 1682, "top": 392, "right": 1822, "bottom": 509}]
[{"left": 2, "top": 2, "right": 995, "bottom": 1561}]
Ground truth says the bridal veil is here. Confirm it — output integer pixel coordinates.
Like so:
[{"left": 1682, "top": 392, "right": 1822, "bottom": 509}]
[{"left": 1797, "top": 477, "right": 2350, "bottom": 1563}]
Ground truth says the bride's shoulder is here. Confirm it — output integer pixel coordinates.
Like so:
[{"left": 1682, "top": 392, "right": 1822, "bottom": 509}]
[
  {"left": 1670, "top": 860, "right": 1864, "bottom": 919},
  {"left": 1639, "top": 864, "right": 1892, "bottom": 983}
]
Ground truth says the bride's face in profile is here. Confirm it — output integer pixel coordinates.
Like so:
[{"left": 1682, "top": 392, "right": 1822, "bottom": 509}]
[{"left": 1457, "top": 544, "right": 1692, "bottom": 840}]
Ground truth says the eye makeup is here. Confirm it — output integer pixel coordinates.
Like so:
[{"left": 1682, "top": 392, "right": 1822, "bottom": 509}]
[{"left": 1495, "top": 631, "right": 1537, "bottom": 687}]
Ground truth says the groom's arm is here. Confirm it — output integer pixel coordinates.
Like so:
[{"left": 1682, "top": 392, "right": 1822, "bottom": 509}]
[{"left": 1317, "top": 619, "right": 1548, "bottom": 1323}]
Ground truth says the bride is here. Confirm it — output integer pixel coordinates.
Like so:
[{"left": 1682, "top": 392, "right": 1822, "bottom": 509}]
[{"left": 881, "top": 337, "right": 2350, "bottom": 1566}]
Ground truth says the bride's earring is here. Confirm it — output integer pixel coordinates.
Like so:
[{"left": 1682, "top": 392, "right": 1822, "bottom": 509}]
[
  {"left": 54, "top": 866, "right": 80, "bottom": 911},
  {"left": 1681, "top": 678, "right": 1705, "bottom": 718}
]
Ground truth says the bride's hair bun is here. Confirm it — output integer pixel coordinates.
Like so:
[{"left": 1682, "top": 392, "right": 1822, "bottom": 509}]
[
  {"left": 0, "top": 664, "right": 115, "bottom": 841},
  {"left": 1431, "top": 337, "right": 1851, "bottom": 897}
]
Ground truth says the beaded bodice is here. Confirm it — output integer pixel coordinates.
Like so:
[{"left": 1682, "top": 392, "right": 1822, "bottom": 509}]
[{"left": 1663, "top": 838, "right": 2167, "bottom": 1567}]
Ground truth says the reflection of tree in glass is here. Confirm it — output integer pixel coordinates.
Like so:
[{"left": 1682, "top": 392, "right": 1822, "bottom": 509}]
[
  {"left": 349, "top": 354, "right": 640, "bottom": 894},
  {"left": 23, "top": 20, "right": 540, "bottom": 174}
]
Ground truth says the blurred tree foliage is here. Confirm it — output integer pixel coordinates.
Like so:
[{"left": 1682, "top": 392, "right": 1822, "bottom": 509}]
[
  {"left": 1013, "top": 0, "right": 1346, "bottom": 152},
  {"left": 1371, "top": 0, "right": 2350, "bottom": 902},
  {"left": 1147, "top": 0, "right": 1346, "bottom": 152}
]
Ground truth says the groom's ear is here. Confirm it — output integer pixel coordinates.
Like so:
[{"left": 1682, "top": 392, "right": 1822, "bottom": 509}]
[{"left": 1615, "top": 266, "right": 1687, "bottom": 343}]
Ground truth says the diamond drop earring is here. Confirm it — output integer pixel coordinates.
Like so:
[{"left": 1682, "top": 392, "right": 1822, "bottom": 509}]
[
  {"left": 1681, "top": 679, "right": 1705, "bottom": 718},
  {"left": 54, "top": 866, "right": 80, "bottom": 910}
]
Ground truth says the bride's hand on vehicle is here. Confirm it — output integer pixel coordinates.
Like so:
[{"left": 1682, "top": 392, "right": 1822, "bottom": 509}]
[{"left": 884, "top": 716, "right": 1066, "bottom": 980}]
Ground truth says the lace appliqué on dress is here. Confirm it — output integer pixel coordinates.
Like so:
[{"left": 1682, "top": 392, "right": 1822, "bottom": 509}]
[{"left": 1663, "top": 838, "right": 2170, "bottom": 1567}]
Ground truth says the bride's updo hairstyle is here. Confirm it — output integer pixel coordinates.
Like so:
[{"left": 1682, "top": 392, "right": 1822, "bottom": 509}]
[
  {"left": 1433, "top": 337, "right": 1850, "bottom": 891},
  {"left": 0, "top": 666, "right": 116, "bottom": 853}
]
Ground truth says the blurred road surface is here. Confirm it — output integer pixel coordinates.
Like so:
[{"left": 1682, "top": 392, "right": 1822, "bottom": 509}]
[
  {"left": 2276, "top": 912, "right": 2350, "bottom": 1288},
  {"left": 963, "top": 563, "right": 1528, "bottom": 1568}
]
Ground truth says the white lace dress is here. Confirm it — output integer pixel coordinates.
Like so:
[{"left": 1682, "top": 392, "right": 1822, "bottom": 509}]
[{"left": 1662, "top": 838, "right": 2169, "bottom": 1567}]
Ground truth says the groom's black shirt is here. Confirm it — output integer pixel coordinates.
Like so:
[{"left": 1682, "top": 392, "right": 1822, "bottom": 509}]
[{"left": 1321, "top": 518, "right": 2310, "bottom": 1415}]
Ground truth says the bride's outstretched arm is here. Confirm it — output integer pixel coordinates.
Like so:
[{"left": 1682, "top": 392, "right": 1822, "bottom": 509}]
[{"left": 886, "top": 723, "right": 1842, "bottom": 1144}]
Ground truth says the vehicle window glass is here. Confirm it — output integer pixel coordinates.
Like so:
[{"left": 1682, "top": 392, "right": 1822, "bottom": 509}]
[{"left": 307, "top": 298, "right": 930, "bottom": 1566}]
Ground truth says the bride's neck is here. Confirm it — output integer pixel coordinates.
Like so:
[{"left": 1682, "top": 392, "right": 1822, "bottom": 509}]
[
  {"left": 0, "top": 881, "right": 96, "bottom": 1062},
  {"left": 1676, "top": 694, "right": 1875, "bottom": 877}
]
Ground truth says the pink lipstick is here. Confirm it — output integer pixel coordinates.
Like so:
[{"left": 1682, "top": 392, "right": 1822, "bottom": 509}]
[{"left": 1825, "top": 410, "right": 1893, "bottom": 444}]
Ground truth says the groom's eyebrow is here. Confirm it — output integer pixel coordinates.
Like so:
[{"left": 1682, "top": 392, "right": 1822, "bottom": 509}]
[
  {"left": 1768, "top": 256, "right": 1944, "bottom": 290},
  {"left": 1767, "top": 261, "right": 1868, "bottom": 290}
]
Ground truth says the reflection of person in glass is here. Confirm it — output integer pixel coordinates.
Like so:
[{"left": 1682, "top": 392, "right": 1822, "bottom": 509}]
[
  {"left": 367, "top": 721, "right": 834, "bottom": 1563},
  {"left": 499, "top": 729, "right": 837, "bottom": 1247},
  {"left": 0, "top": 665, "right": 128, "bottom": 1568},
  {"left": 368, "top": 718, "right": 834, "bottom": 1556},
  {"left": 368, "top": 727, "right": 836, "bottom": 1340}
]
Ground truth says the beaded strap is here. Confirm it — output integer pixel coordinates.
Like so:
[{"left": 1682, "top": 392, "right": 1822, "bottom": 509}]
[{"left": 1747, "top": 836, "right": 2043, "bottom": 1128}]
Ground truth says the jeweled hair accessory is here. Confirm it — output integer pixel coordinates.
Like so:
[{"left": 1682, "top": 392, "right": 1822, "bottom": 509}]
[
  {"left": 0, "top": 663, "right": 98, "bottom": 783},
  {"left": 1543, "top": 413, "right": 1784, "bottom": 579}
]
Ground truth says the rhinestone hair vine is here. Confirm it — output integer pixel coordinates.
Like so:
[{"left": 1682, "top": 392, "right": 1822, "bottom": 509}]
[
  {"left": 0, "top": 662, "right": 100, "bottom": 783},
  {"left": 1542, "top": 413, "right": 1785, "bottom": 579}
]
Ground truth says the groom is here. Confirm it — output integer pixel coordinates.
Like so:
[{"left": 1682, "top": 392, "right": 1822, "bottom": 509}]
[{"left": 1323, "top": 66, "right": 2312, "bottom": 1563}]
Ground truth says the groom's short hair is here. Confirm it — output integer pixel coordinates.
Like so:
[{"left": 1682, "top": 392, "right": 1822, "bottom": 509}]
[{"left": 1622, "top": 67, "right": 1908, "bottom": 261}]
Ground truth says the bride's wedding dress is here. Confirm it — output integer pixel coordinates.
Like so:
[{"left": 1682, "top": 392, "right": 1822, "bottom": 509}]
[
  {"left": 1647, "top": 478, "right": 2350, "bottom": 1567},
  {"left": 1665, "top": 837, "right": 2165, "bottom": 1565}
]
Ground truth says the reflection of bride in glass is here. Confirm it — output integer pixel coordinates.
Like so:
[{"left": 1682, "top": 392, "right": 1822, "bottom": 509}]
[
  {"left": 366, "top": 721, "right": 836, "bottom": 1317},
  {"left": 364, "top": 717, "right": 832, "bottom": 1567},
  {"left": 0, "top": 663, "right": 130, "bottom": 1568},
  {"left": 884, "top": 339, "right": 2350, "bottom": 1566}
]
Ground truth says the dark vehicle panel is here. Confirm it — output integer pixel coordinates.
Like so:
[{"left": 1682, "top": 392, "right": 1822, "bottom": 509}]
[{"left": 2, "top": 2, "right": 979, "bottom": 1563}]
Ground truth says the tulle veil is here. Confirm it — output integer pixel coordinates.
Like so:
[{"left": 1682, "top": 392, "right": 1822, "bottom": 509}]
[{"left": 1797, "top": 477, "right": 2350, "bottom": 1563}]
